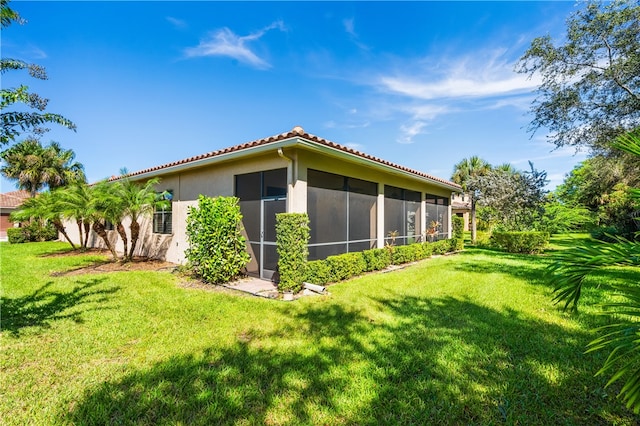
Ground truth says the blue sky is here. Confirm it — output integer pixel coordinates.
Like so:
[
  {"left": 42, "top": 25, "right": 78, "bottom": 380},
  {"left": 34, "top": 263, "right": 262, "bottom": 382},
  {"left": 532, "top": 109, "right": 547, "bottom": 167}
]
[{"left": 2, "top": 1, "right": 588, "bottom": 192}]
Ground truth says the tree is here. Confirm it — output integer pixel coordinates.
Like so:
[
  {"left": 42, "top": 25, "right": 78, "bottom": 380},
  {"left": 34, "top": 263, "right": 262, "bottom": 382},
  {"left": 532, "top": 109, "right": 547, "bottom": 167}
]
[
  {"left": 556, "top": 154, "right": 640, "bottom": 237},
  {"left": 517, "top": 0, "right": 640, "bottom": 152},
  {"left": 469, "top": 162, "right": 548, "bottom": 232},
  {"left": 10, "top": 190, "right": 76, "bottom": 249},
  {"left": 451, "top": 156, "right": 491, "bottom": 244},
  {"left": 1, "top": 0, "right": 75, "bottom": 145},
  {"left": 550, "top": 129, "right": 640, "bottom": 412},
  {"left": 55, "top": 183, "right": 95, "bottom": 249},
  {"left": 112, "top": 176, "right": 161, "bottom": 261},
  {"left": 1, "top": 138, "right": 85, "bottom": 197}
]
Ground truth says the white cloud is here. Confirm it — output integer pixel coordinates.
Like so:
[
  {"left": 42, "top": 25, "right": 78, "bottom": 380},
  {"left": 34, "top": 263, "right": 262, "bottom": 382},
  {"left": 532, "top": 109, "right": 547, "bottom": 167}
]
[
  {"left": 397, "top": 121, "right": 427, "bottom": 144},
  {"left": 378, "top": 50, "right": 541, "bottom": 101},
  {"left": 166, "top": 16, "right": 187, "bottom": 29},
  {"left": 184, "top": 21, "right": 285, "bottom": 70}
]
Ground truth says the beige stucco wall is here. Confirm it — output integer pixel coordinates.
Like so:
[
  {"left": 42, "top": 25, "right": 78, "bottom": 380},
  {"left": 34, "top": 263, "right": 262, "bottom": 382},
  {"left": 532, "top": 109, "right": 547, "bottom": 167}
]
[{"left": 64, "top": 144, "right": 455, "bottom": 264}]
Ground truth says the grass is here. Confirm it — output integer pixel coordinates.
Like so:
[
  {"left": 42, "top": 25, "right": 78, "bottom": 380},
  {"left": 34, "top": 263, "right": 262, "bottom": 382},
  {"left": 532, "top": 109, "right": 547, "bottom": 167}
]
[{"left": 2, "top": 237, "right": 640, "bottom": 425}]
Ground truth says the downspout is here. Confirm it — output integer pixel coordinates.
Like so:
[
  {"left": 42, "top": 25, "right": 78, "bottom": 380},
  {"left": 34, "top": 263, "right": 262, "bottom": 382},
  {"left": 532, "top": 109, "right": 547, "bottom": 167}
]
[{"left": 277, "top": 148, "right": 293, "bottom": 212}]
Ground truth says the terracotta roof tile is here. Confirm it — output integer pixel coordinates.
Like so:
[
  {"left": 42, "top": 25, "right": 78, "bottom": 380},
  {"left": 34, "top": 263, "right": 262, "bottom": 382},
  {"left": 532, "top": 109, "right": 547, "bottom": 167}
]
[
  {"left": 111, "top": 127, "right": 461, "bottom": 190},
  {"left": 0, "top": 190, "right": 30, "bottom": 208}
]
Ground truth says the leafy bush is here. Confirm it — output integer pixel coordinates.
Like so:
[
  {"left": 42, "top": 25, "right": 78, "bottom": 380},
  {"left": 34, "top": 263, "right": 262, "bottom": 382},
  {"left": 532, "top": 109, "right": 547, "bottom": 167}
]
[
  {"left": 362, "top": 248, "right": 391, "bottom": 271},
  {"left": 491, "top": 231, "right": 550, "bottom": 254},
  {"left": 391, "top": 244, "right": 417, "bottom": 265},
  {"left": 327, "top": 252, "right": 367, "bottom": 281},
  {"left": 7, "top": 227, "right": 28, "bottom": 243},
  {"left": 431, "top": 239, "right": 452, "bottom": 255},
  {"left": 452, "top": 216, "right": 465, "bottom": 251},
  {"left": 276, "top": 213, "right": 310, "bottom": 293},
  {"left": 305, "top": 259, "right": 332, "bottom": 285},
  {"left": 185, "top": 195, "right": 250, "bottom": 284},
  {"left": 7, "top": 222, "right": 57, "bottom": 243}
]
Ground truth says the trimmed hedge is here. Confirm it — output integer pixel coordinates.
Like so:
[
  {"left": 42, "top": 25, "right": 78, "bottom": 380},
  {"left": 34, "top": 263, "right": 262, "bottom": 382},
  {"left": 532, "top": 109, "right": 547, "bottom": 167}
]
[
  {"left": 276, "top": 213, "right": 310, "bottom": 293},
  {"left": 362, "top": 248, "right": 391, "bottom": 271},
  {"left": 491, "top": 231, "right": 550, "bottom": 254},
  {"left": 304, "top": 239, "right": 457, "bottom": 285},
  {"left": 7, "top": 227, "right": 28, "bottom": 243},
  {"left": 452, "top": 216, "right": 465, "bottom": 251}
]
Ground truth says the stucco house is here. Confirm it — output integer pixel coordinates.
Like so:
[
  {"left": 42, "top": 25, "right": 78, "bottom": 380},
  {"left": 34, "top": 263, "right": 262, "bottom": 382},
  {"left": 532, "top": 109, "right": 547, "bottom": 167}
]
[
  {"left": 68, "top": 127, "right": 461, "bottom": 280},
  {"left": 0, "top": 190, "right": 30, "bottom": 241}
]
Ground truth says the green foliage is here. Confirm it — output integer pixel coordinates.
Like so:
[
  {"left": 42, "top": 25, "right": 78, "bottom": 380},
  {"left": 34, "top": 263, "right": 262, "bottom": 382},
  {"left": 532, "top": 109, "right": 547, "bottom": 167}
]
[
  {"left": 304, "top": 259, "right": 332, "bottom": 285},
  {"left": 491, "top": 231, "right": 549, "bottom": 254},
  {"left": 517, "top": 0, "right": 640, "bottom": 152},
  {"left": 452, "top": 216, "right": 465, "bottom": 250},
  {"left": 549, "top": 129, "right": 640, "bottom": 414},
  {"left": 391, "top": 244, "right": 418, "bottom": 265},
  {"left": 431, "top": 239, "right": 453, "bottom": 255},
  {"left": 327, "top": 252, "right": 367, "bottom": 282},
  {"left": 0, "top": 138, "right": 85, "bottom": 196},
  {"left": 185, "top": 195, "right": 250, "bottom": 284},
  {"left": 451, "top": 156, "right": 491, "bottom": 243},
  {"left": 7, "top": 221, "right": 57, "bottom": 243},
  {"left": 537, "top": 197, "right": 596, "bottom": 234},
  {"left": 276, "top": 213, "right": 310, "bottom": 293},
  {"left": 6, "top": 227, "right": 27, "bottom": 243},
  {"left": 362, "top": 248, "right": 391, "bottom": 271},
  {"left": 1, "top": 1, "right": 75, "bottom": 145}
]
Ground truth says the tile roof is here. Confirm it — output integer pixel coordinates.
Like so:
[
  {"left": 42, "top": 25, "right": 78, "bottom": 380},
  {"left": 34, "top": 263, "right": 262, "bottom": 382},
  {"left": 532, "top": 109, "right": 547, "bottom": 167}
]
[
  {"left": 0, "top": 190, "right": 30, "bottom": 208},
  {"left": 112, "top": 126, "right": 461, "bottom": 190}
]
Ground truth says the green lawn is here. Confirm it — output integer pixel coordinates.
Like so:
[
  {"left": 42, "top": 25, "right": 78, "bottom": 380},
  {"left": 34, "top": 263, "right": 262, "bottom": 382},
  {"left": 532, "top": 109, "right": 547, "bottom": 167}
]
[{"left": 2, "top": 238, "right": 639, "bottom": 425}]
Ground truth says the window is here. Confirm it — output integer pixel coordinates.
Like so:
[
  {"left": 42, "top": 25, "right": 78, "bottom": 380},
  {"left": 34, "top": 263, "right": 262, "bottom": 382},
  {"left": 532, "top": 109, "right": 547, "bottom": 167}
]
[
  {"left": 307, "top": 170, "right": 377, "bottom": 260},
  {"left": 153, "top": 190, "right": 173, "bottom": 234},
  {"left": 384, "top": 186, "right": 421, "bottom": 245},
  {"left": 104, "top": 220, "right": 115, "bottom": 231}
]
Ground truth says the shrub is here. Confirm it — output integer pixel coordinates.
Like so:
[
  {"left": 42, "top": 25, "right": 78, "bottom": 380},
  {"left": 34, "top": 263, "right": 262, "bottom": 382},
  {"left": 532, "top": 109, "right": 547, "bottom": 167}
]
[
  {"left": 185, "top": 195, "right": 250, "bottom": 284},
  {"left": 276, "top": 213, "right": 310, "bottom": 293},
  {"left": 491, "top": 231, "right": 550, "bottom": 254},
  {"left": 430, "top": 239, "right": 452, "bottom": 255},
  {"left": 326, "top": 252, "right": 367, "bottom": 282},
  {"left": 7, "top": 222, "right": 57, "bottom": 243},
  {"left": 391, "top": 244, "right": 417, "bottom": 265},
  {"left": 362, "top": 248, "right": 391, "bottom": 271},
  {"left": 7, "top": 227, "right": 28, "bottom": 243},
  {"left": 452, "top": 216, "right": 465, "bottom": 251},
  {"left": 305, "top": 259, "right": 332, "bottom": 285}
]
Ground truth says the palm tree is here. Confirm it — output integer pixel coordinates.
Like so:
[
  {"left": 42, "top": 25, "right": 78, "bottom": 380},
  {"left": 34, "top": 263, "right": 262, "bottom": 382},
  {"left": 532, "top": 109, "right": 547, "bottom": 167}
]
[
  {"left": 0, "top": 138, "right": 85, "bottom": 197},
  {"left": 111, "top": 176, "right": 161, "bottom": 261},
  {"left": 10, "top": 190, "right": 76, "bottom": 249},
  {"left": 93, "top": 180, "right": 129, "bottom": 258},
  {"left": 451, "top": 156, "right": 491, "bottom": 244},
  {"left": 55, "top": 183, "right": 94, "bottom": 249},
  {"left": 550, "top": 129, "right": 640, "bottom": 412}
]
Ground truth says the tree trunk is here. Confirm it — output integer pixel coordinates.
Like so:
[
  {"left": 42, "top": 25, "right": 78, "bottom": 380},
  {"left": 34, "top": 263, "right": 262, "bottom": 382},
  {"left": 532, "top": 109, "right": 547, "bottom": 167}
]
[
  {"left": 53, "top": 219, "right": 77, "bottom": 250},
  {"left": 116, "top": 221, "right": 129, "bottom": 262},
  {"left": 92, "top": 221, "right": 118, "bottom": 260},
  {"left": 471, "top": 199, "right": 477, "bottom": 245},
  {"left": 128, "top": 220, "right": 139, "bottom": 260},
  {"left": 83, "top": 222, "right": 90, "bottom": 249},
  {"left": 76, "top": 219, "right": 84, "bottom": 248}
]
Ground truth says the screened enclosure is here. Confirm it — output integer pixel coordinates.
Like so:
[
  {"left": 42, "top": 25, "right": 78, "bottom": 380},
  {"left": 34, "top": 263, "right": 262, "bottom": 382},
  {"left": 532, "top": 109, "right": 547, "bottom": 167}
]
[
  {"left": 307, "top": 169, "right": 377, "bottom": 260},
  {"left": 425, "top": 194, "right": 449, "bottom": 241},
  {"left": 384, "top": 185, "right": 422, "bottom": 246},
  {"left": 235, "top": 168, "right": 287, "bottom": 279}
]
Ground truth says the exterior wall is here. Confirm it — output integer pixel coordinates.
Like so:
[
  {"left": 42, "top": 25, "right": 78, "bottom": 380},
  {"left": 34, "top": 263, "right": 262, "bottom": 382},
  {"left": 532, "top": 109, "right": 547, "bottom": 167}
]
[{"left": 66, "top": 144, "right": 456, "bottom": 265}]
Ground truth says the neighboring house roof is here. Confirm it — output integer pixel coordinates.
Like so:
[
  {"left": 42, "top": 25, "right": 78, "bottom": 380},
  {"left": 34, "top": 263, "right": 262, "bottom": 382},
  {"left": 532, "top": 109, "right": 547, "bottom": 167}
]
[
  {"left": 112, "top": 126, "right": 462, "bottom": 191},
  {"left": 452, "top": 200, "right": 471, "bottom": 211},
  {"left": 0, "top": 190, "right": 30, "bottom": 209}
]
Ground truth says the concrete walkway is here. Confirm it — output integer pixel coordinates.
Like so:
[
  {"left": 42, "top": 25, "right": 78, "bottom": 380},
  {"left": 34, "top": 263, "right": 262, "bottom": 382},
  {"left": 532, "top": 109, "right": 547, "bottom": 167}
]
[{"left": 222, "top": 277, "right": 280, "bottom": 299}]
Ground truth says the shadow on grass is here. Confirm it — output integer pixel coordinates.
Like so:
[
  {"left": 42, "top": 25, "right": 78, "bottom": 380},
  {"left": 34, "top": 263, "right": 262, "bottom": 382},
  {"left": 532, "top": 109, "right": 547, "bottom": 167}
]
[
  {"left": 1, "top": 278, "right": 120, "bottom": 337},
  {"left": 67, "top": 295, "right": 634, "bottom": 425}
]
